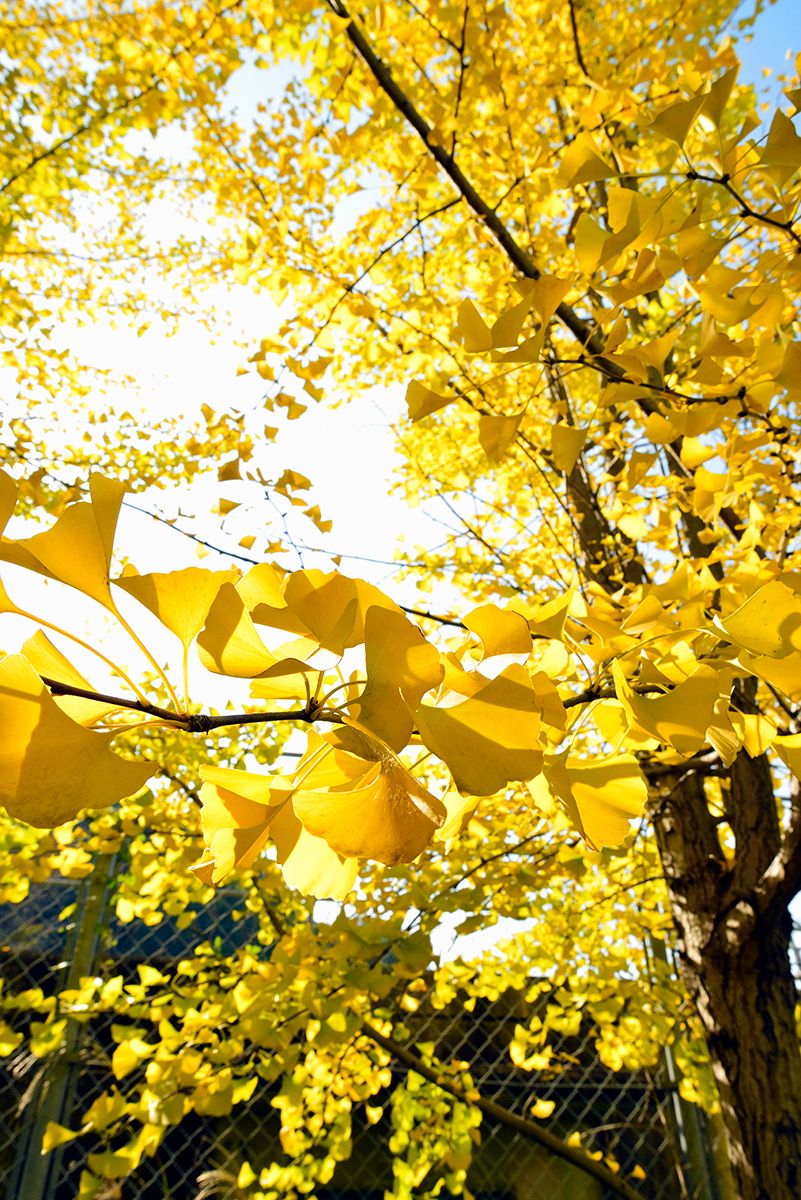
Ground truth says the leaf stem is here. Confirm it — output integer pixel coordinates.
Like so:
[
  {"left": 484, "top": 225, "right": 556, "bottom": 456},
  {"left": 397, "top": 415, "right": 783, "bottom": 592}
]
[
  {"left": 182, "top": 644, "right": 190, "bottom": 712},
  {"left": 111, "top": 602, "right": 183, "bottom": 712}
]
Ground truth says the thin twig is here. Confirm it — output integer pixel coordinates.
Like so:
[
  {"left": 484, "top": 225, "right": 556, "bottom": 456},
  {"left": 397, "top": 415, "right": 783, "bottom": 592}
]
[
  {"left": 40, "top": 675, "right": 327, "bottom": 733},
  {"left": 567, "top": 0, "right": 590, "bottom": 78}
]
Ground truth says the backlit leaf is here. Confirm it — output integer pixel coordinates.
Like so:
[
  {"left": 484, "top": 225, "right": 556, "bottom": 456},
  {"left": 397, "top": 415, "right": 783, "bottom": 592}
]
[
  {"left": 415, "top": 665, "right": 543, "bottom": 795},
  {"left": 195, "top": 764, "right": 290, "bottom": 883},
  {"left": 559, "top": 133, "right": 616, "bottom": 185},
  {"left": 249, "top": 570, "right": 399, "bottom": 657},
  {"left": 478, "top": 413, "right": 523, "bottom": 462},
  {"left": 550, "top": 424, "right": 588, "bottom": 473},
  {"left": 0, "top": 469, "right": 16, "bottom": 533},
  {"left": 491, "top": 295, "right": 532, "bottom": 347},
  {"left": 271, "top": 803, "right": 359, "bottom": 899},
  {"left": 197, "top": 583, "right": 279, "bottom": 677},
  {"left": 532, "top": 753, "right": 648, "bottom": 850},
  {"left": 115, "top": 567, "right": 237, "bottom": 648},
  {"left": 650, "top": 94, "right": 706, "bottom": 145},
  {"left": 406, "top": 380, "right": 455, "bottom": 421},
  {"left": 774, "top": 734, "right": 801, "bottom": 782},
  {"left": 291, "top": 725, "right": 445, "bottom": 864},
  {"left": 464, "top": 604, "right": 532, "bottom": 659},
  {"left": 21, "top": 632, "right": 120, "bottom": 725},
  {"left": 1, "top": 475, "right": 125, "bottom": 609},
  {"left": 456, "top": 298, "right": 493, "bottom": 352},
  {"left": 0, "top": 654, "right": 151, "bottom": 827},
  {"left": 351, "top": 607, "right": 444, "bottom": 749},
  {"left": 613, "top": 661, "right": 726, "bottom": 755},
  {"left": 718, "top": 580, "right": 801, "bottom": 658}
]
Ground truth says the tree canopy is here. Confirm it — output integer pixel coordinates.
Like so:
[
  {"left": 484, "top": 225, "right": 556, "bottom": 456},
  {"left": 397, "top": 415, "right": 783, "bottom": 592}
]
[{"left": 1, "top": 1, "right": 801, "bottom": 1197}]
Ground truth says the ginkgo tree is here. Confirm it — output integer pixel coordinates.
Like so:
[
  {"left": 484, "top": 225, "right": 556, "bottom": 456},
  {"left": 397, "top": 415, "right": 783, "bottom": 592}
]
[{"left": 2, "top": 0, "right": 801, "bottom": 1198}]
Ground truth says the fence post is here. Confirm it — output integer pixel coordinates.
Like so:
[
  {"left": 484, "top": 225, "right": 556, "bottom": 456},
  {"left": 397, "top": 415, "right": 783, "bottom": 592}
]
[{"left": 6, "top": 853, "right": 116, "bottom": 1200}]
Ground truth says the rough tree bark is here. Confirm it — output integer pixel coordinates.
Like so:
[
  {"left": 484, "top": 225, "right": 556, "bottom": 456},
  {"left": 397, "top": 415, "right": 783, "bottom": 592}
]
[{"left": 652, "top": 760, "right": 801, "bottom": 1200}]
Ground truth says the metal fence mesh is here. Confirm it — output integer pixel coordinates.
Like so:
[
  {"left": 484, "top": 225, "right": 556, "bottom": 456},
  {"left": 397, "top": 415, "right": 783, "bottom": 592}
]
[{"left": 0, "top": 859, "right": 773, "bottom": 1200}]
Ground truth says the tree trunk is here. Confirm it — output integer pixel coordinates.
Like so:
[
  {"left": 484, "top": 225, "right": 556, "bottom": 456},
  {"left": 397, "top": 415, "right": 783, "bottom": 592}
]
[
  {"left": 652, "top": 768, "right": 801, "bottom": 1200},
  {"left": 696, "top": 905, "right": 801, "bottom": 1199}
]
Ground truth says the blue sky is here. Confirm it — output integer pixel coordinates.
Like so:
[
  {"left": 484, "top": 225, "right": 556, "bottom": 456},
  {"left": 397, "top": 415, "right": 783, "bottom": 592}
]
[{"left": 736, "top": 0, "right": 798, "bottom": 89}]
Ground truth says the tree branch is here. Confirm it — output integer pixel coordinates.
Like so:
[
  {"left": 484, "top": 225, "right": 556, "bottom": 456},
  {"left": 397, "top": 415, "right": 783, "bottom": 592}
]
[
  {"left": 567, "top": 0, "right": 591, "bottom": 78},
  {"left": 325, "top": 0, "right": 746, "bottom": 550},
  {"left": 39, "top": 676, "right": 325, "bottom": 733},
  {"left": 686, "top": 170, "right": 801, "bottom": 252},
  {"left": 324, "top": 0, "right": 605, "bottom": 356}
]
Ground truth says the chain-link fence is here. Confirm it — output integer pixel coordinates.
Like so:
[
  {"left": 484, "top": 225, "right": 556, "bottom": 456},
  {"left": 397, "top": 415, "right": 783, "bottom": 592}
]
[{"left": 0, "top": 858, "right": 768, "bottom": 1200}]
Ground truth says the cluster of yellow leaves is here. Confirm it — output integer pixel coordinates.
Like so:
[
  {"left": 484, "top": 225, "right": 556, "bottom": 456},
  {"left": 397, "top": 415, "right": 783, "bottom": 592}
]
[
  {"left": 6, "top": 3, "right": 801, "bottom": 1197},
  {"left": 3, "top": 460, "right": 801, "bottom": 903}
]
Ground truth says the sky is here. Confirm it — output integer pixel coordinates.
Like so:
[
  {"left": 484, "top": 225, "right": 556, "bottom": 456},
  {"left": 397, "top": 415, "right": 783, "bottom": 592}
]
[{"left": 735, "top": 0, "right": 798, "bottom": 90}]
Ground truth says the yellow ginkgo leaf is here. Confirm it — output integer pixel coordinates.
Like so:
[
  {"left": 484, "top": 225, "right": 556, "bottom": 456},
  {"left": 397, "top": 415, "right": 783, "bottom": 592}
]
[
  {"left": 1, "top": 475, "right": 125, "bottom": 610},
  {"left": 650, "top": 94, "right": 706, "bottom": 146},
  {"left": 0, "top": 469, "right": 16, "bottom": 533},
  {"left": 302, "top": 573, "right": 400, "bottom": 657},
  {"left": 195, "top": 765, "right": 291, "bottom": 882},
  {"left": 531, "top": 670, "right": 567, "bottom": 733},
  {"left": 761, "top": 110, "right": 801, "bottom": 183},
  {"left": 236, "top": 562, "right": 287, "bottom": 611},
  {"left": 550, "top": 423, "right": 588, "bottom": 473},
  {"left": 415, "top": 664, "right": 543, "bottom": 795},
  {"left": 277, "top": 570, "right": 362, "bottom": 655},
  {"left": 0, "top": 654, "right": 151, "bottom": 827},
  {"left": 478, "top": 413, "right": 523, "bottom": 462},
  {"left": 456, "top": 298, "right": 493, "bottom": 352},
  {"left": 719, "top": 580, "right": 801, "bottom": 659},
  {"left": 774, "top": 734, "right": 801, "bottom": 782},
  {"left": 270, "top": 802, "right": 359, "bottom": 899},
  {"left": 250, "top": 657, "right": 319, "bottom": 701},
  {"left": 529, "top": 274, "right": 573, "bottom": 324},
  {"left": 464, "top": 604, "right": 532, "bottom": 659},
  {"left": 523, "top": 591, "right": 573, "bottom": 641},
  {"left": 531, "top": 752, "right": 647, "bottom": 850},
  {"left": 291, "top": 725, "right": 445, "bottom": 865},
  {"left": 560, "top": 133, "right": 616, "bottom": 186},
  {"left": 42, "top": 1123, "right": 80, "bottom": 1152},
  {"left": 593, "top": 698, "right": 658, "bottom": 752},
  {"left": 21, "top": 632, "right": 120, "bottom": 726},
  {"left": 703, "top": 67, "right": 738, "bottom": 127},
  {"left": 406, "top": 380, "right": 455, "bottom": 421},
  {"left": 115, "top": 567, "right": 237, "bottom": 648},
  {"left": 574, "top": 212, "right": 608, "bottom": 275},
  {"left": 613, "top": 660, "right": 725, "bottom": 755},
  {"left": 248, "top": 570, "right": 399, "bottom": 658},
  {"left": 730, "top": 711, "right": 778, "bottom": 758},
  {"left": 491, "top": 295, "right": 532, "bottom": 347},
  {"left": 738, "top": 649, "right": 801, "bottom": 704},
  {"left": 434, "top": 790, "right": 478, "bottom": 842},
  {"left": 197, "top": 583, "right": 279, "bottom": 677},
  {"left": 351, "top": 607, "right": 443, "bottom": 749}
]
